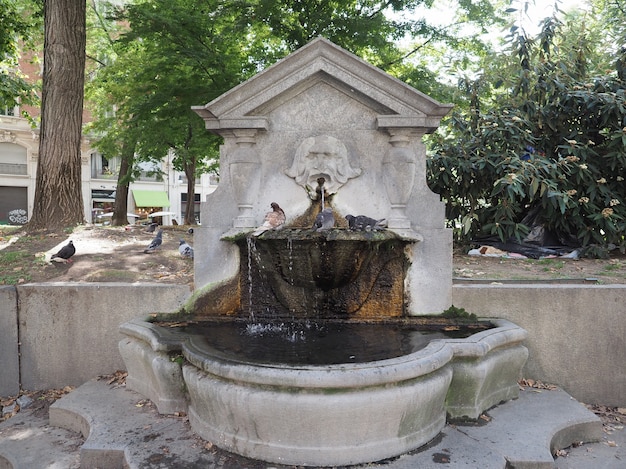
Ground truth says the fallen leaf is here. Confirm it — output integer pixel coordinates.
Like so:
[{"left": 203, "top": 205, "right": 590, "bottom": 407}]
[{"left": 518, "top": 378, "right": 557, "bottom": 390}]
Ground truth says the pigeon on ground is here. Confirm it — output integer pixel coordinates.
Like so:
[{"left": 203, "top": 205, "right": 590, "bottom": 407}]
[
  {"left": 179, "top": 239, "right": 194, "bottom": 259},
  {"left": 145, "top": 222, "right": 158, "bottom": 233},
  {"left": 51, "top": 240, "right": 76, "bottom": 263},
  {"left": 187, "top": 227, "right": 194, "bottom": 235},
  {"left": 313, "top": 208, "right": 335, "bottom": 231},
  {"left": 252, "top": 202, "right": 286, "bottom": 236},
  {"left": 144, "top": 230, "right": 163, "bottom": 253},
  {"left": 345, "top": 214, "right": 387, "bottom": 232}
]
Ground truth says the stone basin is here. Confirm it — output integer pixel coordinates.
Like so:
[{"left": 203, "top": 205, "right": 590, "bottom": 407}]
[
  {"left": 236, "top": 229, "right": 410, "bottom": 318},
  {"left": 119, "top": 316, "right": 528, "bottom": 466}
]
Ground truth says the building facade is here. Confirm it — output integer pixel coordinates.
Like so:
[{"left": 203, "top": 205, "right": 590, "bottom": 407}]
[{"left": 0, "top": 106, "right": 217, "bottom": 226}]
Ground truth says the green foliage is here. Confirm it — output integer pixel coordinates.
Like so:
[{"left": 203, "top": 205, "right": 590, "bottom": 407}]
[
  {"left": 0, "top": 0, "right": 42, "bottom": 111},
  {"left": 85, "top": 0, "right": 505, "bottom": 189},
  {"left": 427, "top": 12, "right": 626, "bottom": 256},
  {"left": 441, "top": 305, "right": 477, "bottom": 321}
]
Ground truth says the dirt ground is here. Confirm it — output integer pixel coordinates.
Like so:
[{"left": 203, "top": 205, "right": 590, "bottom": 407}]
[
  {"left": 0, "top": 225, "right": 625, "bottom": 286},
  {"left": 453, "top": 246, "right": 626, "bottom": 284},
  {"left": 0, "top": 224, "right": 195, "bottom": 287}
]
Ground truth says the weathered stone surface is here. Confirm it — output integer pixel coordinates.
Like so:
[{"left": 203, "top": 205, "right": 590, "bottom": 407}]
[
  {"left": 18, "top": 283, "right": 190, "bottom": 389},
  {"left": 0, "top": 286, "right": 18, "bottom": 396},
  {"left": 193, "top": 37, "right": 453, "bottom": 315}
]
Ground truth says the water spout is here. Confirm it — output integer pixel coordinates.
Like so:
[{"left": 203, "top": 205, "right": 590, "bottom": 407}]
[{"left": 316, "top": 177, "right": 326, "bottom": 209}]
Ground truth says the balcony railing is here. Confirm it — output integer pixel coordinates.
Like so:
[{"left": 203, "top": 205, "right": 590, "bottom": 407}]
[
  {"left": 90, "top": 170, "right": 163, "bottom": 182},
  {"left": 137, "top": 171, "right": 163, "bottom": 182},
  {"left": 91, "top": 170, "right": 118, "bottom": 180}
]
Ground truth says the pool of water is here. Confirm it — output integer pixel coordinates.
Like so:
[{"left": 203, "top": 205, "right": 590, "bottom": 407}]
[{"left": 171, "top": 320, "right": 488, "bottom": 365}]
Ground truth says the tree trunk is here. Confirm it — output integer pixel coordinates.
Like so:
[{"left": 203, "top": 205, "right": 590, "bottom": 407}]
[
  {"left": 184, "top": 158, "right": 196, "bottom": 225},
  {"left": 111, "top": 144, "right": 135, "bottom": 226},
  {"left": 28, "top": 0, "right": 86, "bottom": 232}
]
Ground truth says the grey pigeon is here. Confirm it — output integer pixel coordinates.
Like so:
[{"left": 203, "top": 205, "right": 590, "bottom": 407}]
[
  {"left": 179, "top": 239, "right": 194, "bottom": 259},
  {"left": 51, "top": 240, "right": 76, "bottom": 263},
  {"left": 144, "top": 230, "right": 163, "bottom": 253},
  {"left": 145, "top": 222, "right": 158, "bottom": 233},
  {"left": 253, "top": 202, "right": 286, "bottom": 236},
  {"left": 313, "top": 208, "right": 335, "bottom": 231},
  {"left": 345, "top": 214, "right": 387, "bottom": 232}
]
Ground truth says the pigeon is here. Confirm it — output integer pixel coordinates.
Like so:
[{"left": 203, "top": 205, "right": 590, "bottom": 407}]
[
  {"left": 187, "top": 227, "right": 194, "bottom": 235},
  {"left": 252, "top": 202, "right": 286, "bottom": 236},
  {"left": 345, "top": 214, "right": 387, "bottom": 232},
  {"left": 312, "top": 208, "right": 335, "bottom": 231},
  {"left": 51, "top": 240, "right": 76, "bottom": 263},
  {"left": 144, "top": 230, "right": 163, "bottom": 253},
  {"left": 145, "top": 222, "right": 158, "bottom": 233},
  {"left": 179, "top": 239, "right": 194, "bottom": 259}
]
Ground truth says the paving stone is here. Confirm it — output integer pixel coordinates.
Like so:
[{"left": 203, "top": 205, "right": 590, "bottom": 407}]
[{"left": 0, "top": 380, "right": 622, "bottom": 469}]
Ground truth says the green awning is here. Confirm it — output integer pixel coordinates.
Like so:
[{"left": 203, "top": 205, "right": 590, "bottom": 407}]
[{"left": 132, "top": 190, "right": 170, "bottom": 208}]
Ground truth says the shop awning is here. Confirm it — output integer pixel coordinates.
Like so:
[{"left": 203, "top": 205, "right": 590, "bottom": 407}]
[{"left": 132, "top": 190, "right": 170, "bottom": 208}]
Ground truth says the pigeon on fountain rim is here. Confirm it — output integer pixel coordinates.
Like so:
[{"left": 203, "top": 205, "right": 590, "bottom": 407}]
[
  {"left": 252, "top": 202, "right": 286, "bottom": 236},
  {"left": 313, "top": 208, "right": 335, "bottom": 231},
  {"left": 345, "top": 214, "right": 387, "bottom": 231}
]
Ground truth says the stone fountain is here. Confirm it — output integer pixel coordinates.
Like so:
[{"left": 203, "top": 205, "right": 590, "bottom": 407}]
[{"left": 119, "top": 38, "right": 528, "bottom": 467}]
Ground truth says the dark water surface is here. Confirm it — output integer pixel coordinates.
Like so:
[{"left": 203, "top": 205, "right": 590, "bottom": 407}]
[{"left": 175, "top": 320, "right": 485, "bottom": 365}]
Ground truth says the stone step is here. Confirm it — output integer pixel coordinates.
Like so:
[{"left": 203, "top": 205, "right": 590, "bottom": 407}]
[
  {"left": 0, "top": 379, "right": 618, "bottom": 469},
  {"left": 0, "top": 410, "right": 82, "bottom": 469}
]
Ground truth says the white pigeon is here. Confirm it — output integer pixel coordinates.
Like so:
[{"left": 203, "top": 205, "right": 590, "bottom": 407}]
[
  {"left": 252, "top": 202, "right": 286, "bottom": 236},
  {"left": 179, "top": 239, "right": 194, "bottom": 259},
  {"left": 312, "top": 208, "right": 335, "bottom": 231},
  {"left": 144, "top": 230, "right": 163, "bottom": 254}
]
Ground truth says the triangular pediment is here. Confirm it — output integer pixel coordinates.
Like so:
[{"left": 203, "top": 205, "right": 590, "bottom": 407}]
[{"left": 193, "top": 37, "right": 452, "bottom": 132}]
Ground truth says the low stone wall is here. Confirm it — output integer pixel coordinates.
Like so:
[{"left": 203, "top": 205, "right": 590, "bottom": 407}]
[
  {"left": 453, "top": 284, "right": 626, "bottom": 407},
  {"left": 0, "top": 287, "right": 18, "bottom": 396},
  {"left": 0, "top": 283, "right": 191, "bottom": 396},
  {"left": 0, "top": 282, "right": 624, "bottom": 407}
]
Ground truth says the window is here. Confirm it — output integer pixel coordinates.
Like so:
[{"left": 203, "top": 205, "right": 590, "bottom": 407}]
[
  {"left": 0, "top": 102, "right": 18, "bottom": 117},
  {"left": 91, "top": 152, "right": 119, "bottom": 179},
  {"left": 0, "top": 143, "right": 28, "bottom": 175},
  {"left": 136, "top": 160, "right": 163, "bottom": 182}
]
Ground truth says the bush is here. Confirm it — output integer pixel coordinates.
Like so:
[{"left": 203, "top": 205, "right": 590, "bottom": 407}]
[{"left": 426, "top": 19, "right": 626, "bottom": 257}]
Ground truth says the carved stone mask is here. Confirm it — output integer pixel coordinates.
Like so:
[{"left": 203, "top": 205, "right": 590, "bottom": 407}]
[{"left": 285, "top": 135, "right": 361, "bottom": 198}]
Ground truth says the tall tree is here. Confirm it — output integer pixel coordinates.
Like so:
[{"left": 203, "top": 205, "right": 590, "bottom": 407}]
[
  {"left": 86, "top": 0, "right": 503, "bottom": 225},
  {"left": 88, "top": 0, "right": 248, "bottom": 225},
  {"left": 28, "top": 0, "right": 87, "bottom": 231}
]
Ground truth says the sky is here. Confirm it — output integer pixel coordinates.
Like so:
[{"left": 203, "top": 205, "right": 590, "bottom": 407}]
[
  {"left": 406, "top": 0, "right": 591, "bottom": 38},
  {"left": 518, "top": 0, "right": 589, "bottom": 34}
]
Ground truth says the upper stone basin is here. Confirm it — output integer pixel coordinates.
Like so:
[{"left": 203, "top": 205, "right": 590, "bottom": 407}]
[{"left": 237, "top": 229, "right": 410, "bottom": 319}]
